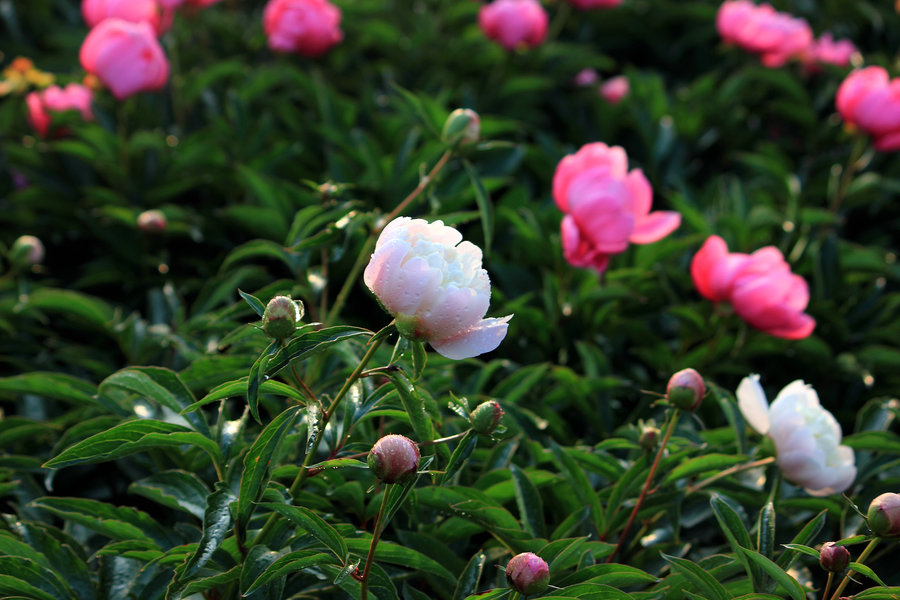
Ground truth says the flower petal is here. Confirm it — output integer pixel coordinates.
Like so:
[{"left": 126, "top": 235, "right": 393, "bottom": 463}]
[
  {"left": 629, "top": 211, "right": 681, "bottom": 244},
  {"left": 430, "top": 316, "right": 513, "bottom": 360},
  {"left": 736, "top": 374, "right": 770, "bottom": 435}
]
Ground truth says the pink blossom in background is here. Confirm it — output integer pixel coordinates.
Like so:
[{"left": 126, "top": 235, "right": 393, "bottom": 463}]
[
  {"left": 80, "top": 19, "right": 170, "bottom": 100},
  {"left": 552, "top": 143, "right": 681, "bottom": 274},
  {"left": 158, "top": 0, "right": 186, "bottom": 7},
  {"left": 807, "top": 33, "right": 857, "bottom": 68},
  {"left": 82, "top": 0, "right": 165, "bottom": 35},
  {"left": 479, "top": 0, "right": 548, "bottom": 51},
  {"left": 691, "top": 235, "right": 816, "bottom": 339},
  {"left": 599, "top": 75, "right": 629, "bottom": 104},
  {"left": 716, "top": 0, "right": 813, "bottom": 68},
  {"left": 263, "top": 0, "right": 343, "bottom": 57},
  {"left": 836, "top": 66, "right": 900, "bottom": 151},
  {"left": 566, "top": 0, "right": 622, "bottom": 8},
  {"left": 25, "top": 83, "right": 94, "bottom": 137},
  {"left": 573, "top": 68, "right": 599, "bottom": 87},
  {"left": 186, "top": 0, "right": 222, "bottom": 6}
]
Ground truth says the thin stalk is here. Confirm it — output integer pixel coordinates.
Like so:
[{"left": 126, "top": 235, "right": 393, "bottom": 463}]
[
  {"left": 280, "top": 339, "right": 318, "bottom": 406},
  {"left": 830, "top": 136, "right": 866, "bottom": 214},
  {"left": 360, "top": 487, "right": 391, "bottom": 600},
  {"left": 379, "top": 149, "right": 452, "bottom": 230},
  {"left": 829, "top": 538, "right": 879, "bottom": 600},
  {"left": 419, "top": 430, "right": 471, "bottom": 447},
  {"left": 685, "top": 456, "right": 776, "bottom": 494},
  {"left": 822, "top": 571, "right": 834, "bottom": 600},
  {"left": 607, "top": 409, "right": 680, "bottom": 563}
]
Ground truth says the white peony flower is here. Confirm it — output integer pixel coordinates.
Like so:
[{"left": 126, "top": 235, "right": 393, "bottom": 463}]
[
  {"left": 737, "top": 374, "right": 856, "bottom": 496},
  {"left": 363, "top": 217, "right": 512, "bottom": 360}
]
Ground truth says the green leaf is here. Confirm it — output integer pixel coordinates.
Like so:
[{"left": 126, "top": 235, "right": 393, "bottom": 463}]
[
  {"left": 248, "top": 340, "right": 280, "bottom": 424},
  {"left": 462, "top": 158, "right": 493, "bottom": 254},
  {"left": 0, "top": 373, "right": 100, "bottom": 408},
  {"left": 550, "top": 442, "right": 605, "bottom": 534},
  {"left": 411, "top": 341, "right": 427, "bottom": 381},
  {"left": 737, "top": 548, "right": 805, "bottom": 600},
  {"left": 240, "top": 546, "right": 285, "bottom": 599},
  {"left": 306, "top": 458, "right": 369, "bottom": 470},
  {"left": 710, "top": 494, "right": 762, "bottom": 591},
  {"left": 100, "top": 367, "right": 210, "bottom": 436},
  {"left": 182, "top": 377, "right": 306, "bottom": 414},
  {"left": 29, "top": 497, "right": 170, "bottom": 547},
  {"left": 757, "top": 502, "right": 775, "bottom": 562},
  {"left": 385, "top": 370, "right": 435, "bottom": 446},
  {"left": 854, "top": 587, "right": 900, "bottom": 599},
  {"left": 239, "top": 289, "right": 267, "bottom": 317},
  {"left": 43, "top": 419, "right": 223, "bottom": 471},
  {"left": 462, "top": 591, "right": 508, "bottom": 600},
  {"left": 265, "top": 326, "right": 371, "bottom": 375},
  {"left": 453, "top": 550, "right": 486, "bottom": 600},
  {"left": 662, "top": 554, "right": 729, "bottom": 600},
  {"left": 557, "top": 564, "right": 657, "bottom": 587},
  {"left": 0, "top": 575, "right": 58, "bottom": 600},
  {"left": 180, "top": 483, "right": 236, "bottom": 580},
  {"left": 849, "top": 562, "right": 887, "bottom": 587},
  {"left": 843, "top": 431, "right": 900, "bottom": 454},
  {"left": 780, "top": 544, "right": 818, "bottom": 558},
  {"left": 181, "top": 566, "right": 241, "bottom": 596},
  {"left": 439, "top": 430, "right": 478, "bottom": 486},
  {"left": 244, "top": 551, "right": 336, "bottom": 595},
  {"left": 510, "top": 464, "right": 544, "bottom": 538},
  {"left": 776, "top": 510, "right": 826, "bottom": 570},
  {"left": 258, "top": 504, "right": 348, "bottom": 564},
  {"left": 0, "top": 557, "right": 76, "bottom": 600},
  {"left": 236, "top": 406, "right": 302, "bottom": 532},
  {"left": 661, "top": 454, "right": 747, "bottom": 485},
  {"left": 128, "top": 470, "right": 211, "bottom": 519},
  {"left": 22, "top": 288, "right": 115, "bottom": 330},
  {"left": 344, "top": 538, "right": 455, "bottom": 584}
]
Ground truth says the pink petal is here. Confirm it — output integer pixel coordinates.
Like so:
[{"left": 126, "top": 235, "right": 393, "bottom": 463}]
[
  {"left": 430, "top": 316, "right": 512, "bottom": 360},
  {"left": 629, "top": 211, "right": 680, "bottom": 244}
]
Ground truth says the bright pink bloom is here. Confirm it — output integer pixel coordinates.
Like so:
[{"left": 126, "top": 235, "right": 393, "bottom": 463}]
[
  {"left": 26, "top": 83, "right": 94, "bottom": 137},
  {"left": 553, "top": 143, "right": 680, "bottom": 273},
  {"left": 599, "top": 76, "right": 629, "bottom": 104},
  {"left": 691, "top": 235, "right": 815, "bottom": 339},
  {"left": 82, "top": 0, "right": 165, "bottom": 35},
  {"left": 263, "top": 0, "right": 343, "bottom": 57},
  {"left": 836, "top": 66, "right": 900, "bottom": 151},
  {"left": 479, "top": 0, "right": 548, "bottom": 51},
  {"left": 566, "top": 0, "right": 622, "bottom": 8},
  {"left": 716, "top": 0, "right": 813, "bottom": 68},
  {"left": 574, "top": 68, "right": 599, "bottom": 87},
  {"left": 80, "top": 19, "right": 169, "bottom": 100},
  {"left": 807, "top": 33, "right": 857, "bottom": 68}
]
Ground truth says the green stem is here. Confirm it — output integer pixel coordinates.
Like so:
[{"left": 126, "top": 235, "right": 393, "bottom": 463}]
[
  {"left": 360, "top": 487, "right": 391, "bottom": 600},
  {"left": 280, "top": 339, "right": 318, "bottom": 406},
  {"left": 606, "top": 409, "right": 680, "bottom": 563},
  {"left": 830, "top": 135, "right": 866, "bottom": 214},
  {"left": 822, "top": 571, "right": 834, "bottom": 600},
  {"left": 380, "top": 149, "right": 453, "bottom": 230},
  {"left": 829, "top": 538, "right": 879, "bottom": 600},
  {"left": 685, "top": 457, "right": 776, "bottom": 495}
]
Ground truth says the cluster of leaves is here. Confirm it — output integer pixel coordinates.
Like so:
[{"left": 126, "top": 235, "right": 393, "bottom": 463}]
[{"left": 1, "top": 0, "right": 900, "bottom": 599}]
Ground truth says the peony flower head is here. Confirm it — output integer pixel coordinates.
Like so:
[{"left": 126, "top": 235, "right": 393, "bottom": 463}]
[
  {"left": 79, "top": 19, "right": 170, "bottom": 100},
  {"left": 716, "top": 0, "right": 813, "bottom": 68},
  {"left": 263, "top": 0, "right": 343, "bottom": 57},
  {"left": 836, "top": 66, "right": 900, "bottom": 152},
  {"left": 26, "top": 83, "right": 94, "bottom": 137},
  {"left": 82, "top": 0, "right": 165, "bottom": 35},
  {"left": 506, "top": 552, "right": 550, "bottom": 595},
  {"left": 599, "top": 75, "right": 629, "bottom": 104},
  {"left": 806, "top": 33, "right": 857, "bottom": 68},
  {"left": 478, "top": 0, "right": 548, "bottom": 51},
  {"left": 552, "top": 142, "right": 680, "bottom": 273},
  {"left": 364, "top": 217, "right": 512, "bottom": 360},
  {"left": 737, "top": 375, "right": 855, "bottom": 496},
  {"left": 691, "top": 235, "right": 815, "bottom": 339},
  {"left": 367, "top": 434, "right": 420, "bottom": 484}
]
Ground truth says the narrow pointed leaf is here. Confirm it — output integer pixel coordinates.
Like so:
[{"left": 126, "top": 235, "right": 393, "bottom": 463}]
[
  {"left": 265, "top": 326, "right": 371, "bottom": 375},
  {"left": 239, "top": 289, "right": 267, "bottom": 317},
  {"left": 510, "top": 464, "right": 545, "bottom": 538},
  {"left": 452, "top": 550, "right": 486, "bottom": 600},
  {"left": 248, "top": 340, "right": 280, "bottom": 424},
  {"left": 257, "top": 503, "right": 348, "bottom": 564}
]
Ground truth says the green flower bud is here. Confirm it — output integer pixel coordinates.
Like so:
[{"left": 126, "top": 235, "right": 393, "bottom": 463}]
[
  {"left": 470, "top": 400, "right": 504, "bottom": 435},
  {"left": 262, "top": 295, "right": 303, "bottom": 340},
  {"left": 367, "top": 434, "right": 420, "bottom": 484},
  {"left": 10, "top": 235, "right": 44, "bottom": 267},
  {"left": 639, "top": 424, "right": 660, "bottom": 452},
  {"left": 868, "top": 492, "right": 900, "bottom": 537},
  {"left": 666, "top": 368, "right": 705, "bottom": 411},
  {"left": 442, "top": 108, "right": 480, "bottom": 146}
]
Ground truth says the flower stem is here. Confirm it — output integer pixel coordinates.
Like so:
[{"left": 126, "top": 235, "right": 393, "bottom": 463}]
[
  {"left": 360, "top": 486, "right": 391, "bottom": 600},
  {"left": 822, "top": 571, "right": 834, "bottom": 600},
  {"left": 830, "top": 135, "right": 867, "bottom": 214},
  {"left": 606, "top": 409, "right": 680, "bottom": 563},
  {"left": 380, "top": 149, "right": 453, "bottom": 231},
  {"left": 418, "top": 430, "right": 471, "bottom": 447},
  {"left": 829, "top": 538, "right": 879, "bottom": 600},
  {"left": 280, "top": 339, "right": 318, "bottom": 406},
  {"left": 685, "top": 456, "right": 776, "bottom": 494}
]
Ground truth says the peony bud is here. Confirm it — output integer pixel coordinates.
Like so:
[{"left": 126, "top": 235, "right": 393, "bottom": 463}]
[
  {"left": 442, "top": 108, "right": 480, "bottom": 147},
  {"left": 639, "top": 424, "right": 660, "bottom": 452},
  {"left": 506, "top": 552, "right": 550, "bottom": 596},
  {"left": 137, "top": 209, "right": 167, "bottom": 233},
  {"left": 262, "top": 295, "right": 303, "bottom": 340},
  {"left": 819, "top": 542, "right": 850, "bottom": 573},
  {"left": 367, "top": 434, "right": 420, "bottom": 484},
  {"left": 867, "top": 493, "right": 900, "bottom": 537},
  {"left": 470, "top": 400, "right": 503, "bottom": 435},
  {"left": 10, "top": 235, "right": 44, "bottom": 267},
  {"left": 666, "top": 368, "right": 705, "bottom": 411}
]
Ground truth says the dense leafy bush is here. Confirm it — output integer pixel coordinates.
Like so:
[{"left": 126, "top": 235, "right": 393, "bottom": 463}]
[{"left": 2, "top": 0, "right": 900, "bottom": 599}]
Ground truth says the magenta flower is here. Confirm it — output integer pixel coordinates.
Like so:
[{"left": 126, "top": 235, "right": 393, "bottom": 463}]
[
  {"left": 599, "top": 75, "right": 629, "bottom": 104},
  {"left": 552, "top": 143, "right": 680, "bottom": 273},
  {"left": 263, "top": 0, "right": 343, "bottom": 57},
  {"left": 81, "top": 0, "right": 165, "bottom": 35},
  {"left": 716, "top": 0, "right": 813, "bottom": 67},
  {"left": 478, "top": 0, "right": 548, "bottom": 51},
  {"left": 79, "top": 19, "right": 169, "bottom": 100},
  {"left": 26, "top": 83, "right": 94, "bottom": 137},
  {"left": 691, "top": 236, "right": 815, "bottom": 339},
  {"left": 836, "top": 66, "right": 900, "bottom": 152}
]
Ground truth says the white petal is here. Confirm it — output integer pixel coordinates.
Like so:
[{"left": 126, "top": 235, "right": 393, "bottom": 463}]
[
  {"left": 430, "top": 316, "right": 512, "bottom": 360},
  {"left": 736, "top": 374, "right": 771, "bottom": 435}
]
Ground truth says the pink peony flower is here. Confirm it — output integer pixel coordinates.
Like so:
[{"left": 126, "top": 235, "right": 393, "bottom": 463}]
[
  {"left": 599, "top": 75, "right": 629, "bottom": 104},
  {"left": 82, "top": 0, "right": 165, "bottom": 35},
  {"left": 691, "top": 235, "right": 815, "bottom": 339},
  {"left": 552, "top": 143, "right": 680, "bottom": 273},
  {"left": 807, "top": 33, "right": 857, "bottom": 68},
  {"left": 80, "top": 19, "right": 169, "bottom": 100},
  {"left": 479, "top": 0, "right": 548, "bottom": 51},
  {"left": 506, "top": 553, "right": 550, "bottom": 596},
  {"left": 566, "top": 0, "right": 622, "bottom": 8},
  {"left": 836, "top": 66, "right": 900, "bottom": 152},
  {"left": 573, "top": 68, "right": 599, "bottom": 87},
  {"left": 25, "top": 83, "right": 94, "bottom": 137},
  {"left": 263, "top": 0, "right": 343, "bottom": 57},
  {"left": 364, "top": 217, "right": 512, "bottom": 360},
  {"left": 716, "top": 0, "right": 813, "bottom": 68}
]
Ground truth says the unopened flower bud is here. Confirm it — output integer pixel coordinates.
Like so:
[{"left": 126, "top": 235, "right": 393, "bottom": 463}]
[
  {"left": 262, "top": 295, "right": 303, "bottom": 340},
  {"left": 867, "top": 492, "right": 900, "bottom": 537},
  {"left": 137, "top": 209, "right": 167, "bottom": 233},
  {"left": 442, "top": 108, "right": 480, "bottom": 146},
  {"left": 367, "top": 434, "right": 420, "bottom": 484},
  {"left": 666, "top": 368, "right": 705, "bottom": 411},
  {"left": 819, "top": 542, "right": 850, "bottom": 572},
  {"left": 10, "top": 235, "right": 44, "bottom": 267},
  {"left": 639, "top": 424, "right": 660, "bottom": 452},
  {"left": 470, "top": 400, "right": 504, "bottom": 435},
  {"left": 505, "top": 552, "right": 549, "bottom": 596}
]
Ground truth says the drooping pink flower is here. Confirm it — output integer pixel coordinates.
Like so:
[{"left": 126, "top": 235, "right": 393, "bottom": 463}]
[
  {"left": 263, "top": 0, "right": 343, "bottom": 57},
  {"left": 836, "top": 66, "right": 900, "bottom": 152},
  {"left": 566, "top": 0, "right": 622, "bottom": 8},
  {"left": 691, "top": 235, "right": 815, "bottom": 339},
  {"left": 552, "top": 143, "right": 680, "bottom": 273},
  {"left": 25, "top": 83, "right": 94, "bottom": 137},
  {"left": 599, "top": 75, "right": 629, "bottom": 104},
  {"left": 81, "top": 0, "right": 165, "bottom": 35},
  {"left": 807, "top": 33, "right": 857, "bottom": 68},
  {"left": 479, "top": 0, "right": 548, "bottom": 51},
  {"left": 716, "top": 0, "right": 813, "bottom": 68},
  {"left": 364, "top": 218, "right": 512, "bottom": 360},
  {"left": 80, "top": 19, "right": 169, "bottom": 100}
]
